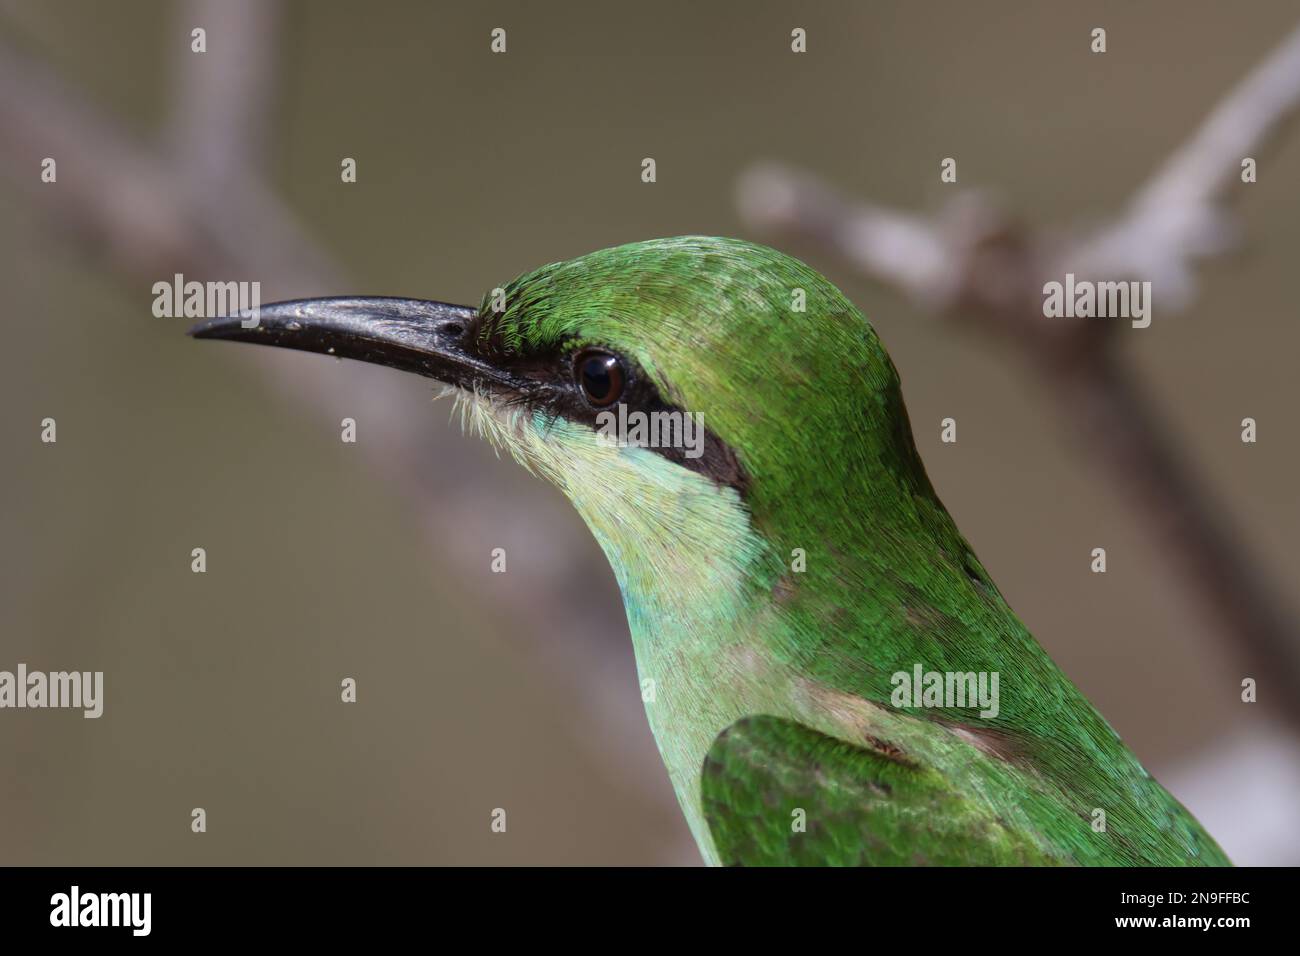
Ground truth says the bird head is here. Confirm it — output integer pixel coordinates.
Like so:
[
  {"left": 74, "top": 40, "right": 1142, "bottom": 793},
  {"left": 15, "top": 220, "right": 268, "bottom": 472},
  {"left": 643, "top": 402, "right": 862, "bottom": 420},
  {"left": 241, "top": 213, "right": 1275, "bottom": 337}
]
[{"left": 192, "top": 236, "right": 939, "bottom": 627}]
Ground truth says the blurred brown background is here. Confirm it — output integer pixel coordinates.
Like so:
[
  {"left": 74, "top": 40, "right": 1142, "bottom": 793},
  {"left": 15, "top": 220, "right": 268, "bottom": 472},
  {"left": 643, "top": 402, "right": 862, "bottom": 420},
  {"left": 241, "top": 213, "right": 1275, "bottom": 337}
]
[{"left": 1, "top": 0, "right": 1296, "bottom": 865}]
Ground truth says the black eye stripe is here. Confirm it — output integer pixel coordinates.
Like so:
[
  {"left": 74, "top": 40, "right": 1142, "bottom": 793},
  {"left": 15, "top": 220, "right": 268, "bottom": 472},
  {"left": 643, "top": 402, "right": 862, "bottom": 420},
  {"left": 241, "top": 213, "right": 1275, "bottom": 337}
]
[{"left": 480, "top": 338, "right": 749, "bottom": 494}]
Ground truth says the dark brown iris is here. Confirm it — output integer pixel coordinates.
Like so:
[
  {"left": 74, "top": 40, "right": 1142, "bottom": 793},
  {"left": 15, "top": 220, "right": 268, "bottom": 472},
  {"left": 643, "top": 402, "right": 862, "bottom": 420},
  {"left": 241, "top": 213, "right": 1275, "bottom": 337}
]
[{"left": 574, "top": 349, "right": 625, "bottom": 407}]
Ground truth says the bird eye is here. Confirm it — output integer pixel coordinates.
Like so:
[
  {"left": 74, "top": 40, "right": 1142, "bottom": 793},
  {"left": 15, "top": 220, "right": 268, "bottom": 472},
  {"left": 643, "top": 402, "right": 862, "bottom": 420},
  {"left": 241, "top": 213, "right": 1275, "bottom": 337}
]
[{"left": 574, "top": 349, "right": 625, "bottom": 407}]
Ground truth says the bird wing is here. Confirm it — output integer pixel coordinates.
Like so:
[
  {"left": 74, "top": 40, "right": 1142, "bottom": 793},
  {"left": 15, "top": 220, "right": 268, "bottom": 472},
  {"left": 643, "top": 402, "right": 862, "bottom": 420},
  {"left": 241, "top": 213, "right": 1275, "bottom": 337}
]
[{"left": 701, "top": 714, "right": 1067, "bottom": 866}]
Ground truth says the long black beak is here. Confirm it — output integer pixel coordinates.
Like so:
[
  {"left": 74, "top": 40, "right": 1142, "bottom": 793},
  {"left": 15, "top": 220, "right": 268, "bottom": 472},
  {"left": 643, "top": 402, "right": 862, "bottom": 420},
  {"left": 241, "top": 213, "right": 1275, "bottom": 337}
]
[{"left": 189, "top": 296, "right": 521, "bottom": 391}]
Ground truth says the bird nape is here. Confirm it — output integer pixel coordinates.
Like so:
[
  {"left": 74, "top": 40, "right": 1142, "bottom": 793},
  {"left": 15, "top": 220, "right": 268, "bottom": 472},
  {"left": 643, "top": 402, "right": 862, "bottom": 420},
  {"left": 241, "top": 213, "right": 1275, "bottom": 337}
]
[{"left": 191, "top": 236, "right": 1229, "bottom": 867}]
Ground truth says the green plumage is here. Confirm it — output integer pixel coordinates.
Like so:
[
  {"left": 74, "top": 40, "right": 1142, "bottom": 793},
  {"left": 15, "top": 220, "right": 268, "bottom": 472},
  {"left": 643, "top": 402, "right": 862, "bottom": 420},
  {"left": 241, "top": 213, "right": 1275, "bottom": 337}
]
[
  {"left": 197, "top": 235, "right": 1230, "bottom": 866},
  {"left": 479, "top": 237, "right": 1227, "bottom": 866},
  {"left": 702, "top": 716, "right": 1061, "bottom": 865}
]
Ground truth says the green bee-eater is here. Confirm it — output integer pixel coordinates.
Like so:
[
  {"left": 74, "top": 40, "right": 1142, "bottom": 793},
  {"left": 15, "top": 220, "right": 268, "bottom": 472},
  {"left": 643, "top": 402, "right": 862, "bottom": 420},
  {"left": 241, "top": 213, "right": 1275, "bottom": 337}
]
[{"left": 193, "top": 236, "right": 1228, "bottom": 866}]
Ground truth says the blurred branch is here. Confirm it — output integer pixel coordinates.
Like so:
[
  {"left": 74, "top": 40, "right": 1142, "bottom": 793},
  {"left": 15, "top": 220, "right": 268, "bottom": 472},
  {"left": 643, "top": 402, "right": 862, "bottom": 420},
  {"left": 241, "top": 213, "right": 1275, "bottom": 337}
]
[
  {"left": 1072, "top": 20, "right": 1300, "bottom": 302},
  {"left": 0, "top": 2, "right": 683, "bottom": 850},
  {"left": 738, "top": 23, "right": 1300, "bottom": 729},
  {"left": 0, "top": 8, "right": 333, "bottom": 285},
  {"left": 167, "top": 0, "right": 279, "bottom": 187}
]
